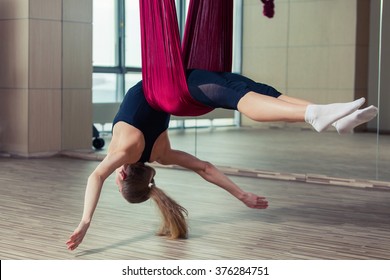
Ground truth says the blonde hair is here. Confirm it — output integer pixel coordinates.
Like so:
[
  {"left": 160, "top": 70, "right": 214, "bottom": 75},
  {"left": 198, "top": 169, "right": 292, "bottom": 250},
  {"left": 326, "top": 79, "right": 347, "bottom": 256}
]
[{"left": 121, "top": 163, "right": 188, "bottom": 239}]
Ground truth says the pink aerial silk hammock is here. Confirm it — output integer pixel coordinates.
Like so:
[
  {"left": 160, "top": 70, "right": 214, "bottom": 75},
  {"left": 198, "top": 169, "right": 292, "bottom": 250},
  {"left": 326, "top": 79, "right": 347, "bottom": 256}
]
[
  {"left": 182, "top": 0, "right": 233, "bottom": 72},
  {"left": 139, "top": 0, "right": 274, "bottom": 116},
  {"left": 139, "top": 0, "right": 233, "bottom": 116}
]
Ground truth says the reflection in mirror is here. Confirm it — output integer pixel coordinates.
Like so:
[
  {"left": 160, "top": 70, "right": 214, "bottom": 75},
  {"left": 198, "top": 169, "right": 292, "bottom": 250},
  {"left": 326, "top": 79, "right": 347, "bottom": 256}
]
[
  {"left": 170, "top": 0, "right": 389, "bottom": 185},
  {"left": 90, "top": 0, "right": 389, "bottom": 185}
]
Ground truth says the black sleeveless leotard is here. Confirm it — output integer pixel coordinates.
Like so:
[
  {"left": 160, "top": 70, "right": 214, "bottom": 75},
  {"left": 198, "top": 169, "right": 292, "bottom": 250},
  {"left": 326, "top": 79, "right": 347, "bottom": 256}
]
[{"left": 113, "top": 81, "right": 170, "bottom": 163}]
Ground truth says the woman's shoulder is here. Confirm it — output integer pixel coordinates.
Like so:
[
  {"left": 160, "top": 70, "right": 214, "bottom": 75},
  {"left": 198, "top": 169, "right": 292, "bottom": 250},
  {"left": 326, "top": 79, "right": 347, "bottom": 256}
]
[{"left": 111, "top": 123, "right": 144, "bottom": 151}]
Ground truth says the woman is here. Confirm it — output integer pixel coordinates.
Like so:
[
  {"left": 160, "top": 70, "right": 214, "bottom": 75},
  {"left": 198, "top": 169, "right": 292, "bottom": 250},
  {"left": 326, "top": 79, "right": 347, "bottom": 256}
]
[{"left": 66, "top": 70, "right": 377, "bottom": 251}]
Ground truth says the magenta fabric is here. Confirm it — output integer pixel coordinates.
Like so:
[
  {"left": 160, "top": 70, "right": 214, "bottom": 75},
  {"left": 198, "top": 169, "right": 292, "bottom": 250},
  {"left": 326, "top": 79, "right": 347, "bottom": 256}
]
[
  {"left": 261, "top": 0, "right": 275, "bottom": 18},
  {"left": 139, "top": 0, "right": 233, "bottom": 116},
  {"left": 182, "top": 0, "right": 233, "bottom": 72},
  {"left": 140, "top": 0, "right": 213, "bottom": 116}
]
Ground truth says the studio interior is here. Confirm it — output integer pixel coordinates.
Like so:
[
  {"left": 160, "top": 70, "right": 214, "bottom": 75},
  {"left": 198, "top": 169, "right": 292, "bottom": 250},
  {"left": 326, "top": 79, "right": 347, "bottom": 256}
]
[{"left": 0, "top": 0, "right": 389, "bottom": 260}]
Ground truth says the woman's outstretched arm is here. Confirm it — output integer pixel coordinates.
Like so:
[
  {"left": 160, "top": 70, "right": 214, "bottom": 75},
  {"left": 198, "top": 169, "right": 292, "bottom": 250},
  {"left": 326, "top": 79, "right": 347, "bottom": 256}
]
[
  {"left": 66, "top": 151, "right": 129, "bottom": 251},
  {"left": 66, "top": 123, "right": 144, "bottom": 251},
  {"left": 154, "top": 134, "right": 268, "bottom": 209},
  {"left": 160, "top": 149, "right": 268, "bottom": 209}
]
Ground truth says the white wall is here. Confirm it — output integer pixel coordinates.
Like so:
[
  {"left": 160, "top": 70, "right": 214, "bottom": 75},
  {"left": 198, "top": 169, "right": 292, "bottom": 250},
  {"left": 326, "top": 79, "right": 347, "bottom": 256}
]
[{"left": 241, "top": 0, "right": 371, "bottom": 130}]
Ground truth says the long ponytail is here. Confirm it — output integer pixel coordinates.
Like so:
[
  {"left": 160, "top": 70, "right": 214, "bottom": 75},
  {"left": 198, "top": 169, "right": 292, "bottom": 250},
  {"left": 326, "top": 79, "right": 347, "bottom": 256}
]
[
  {"left": 121, "top": 163, "right": 188, "bottom": 239},
  {"left": 149, "top": 182, "right": 188, "bottom": 239}
]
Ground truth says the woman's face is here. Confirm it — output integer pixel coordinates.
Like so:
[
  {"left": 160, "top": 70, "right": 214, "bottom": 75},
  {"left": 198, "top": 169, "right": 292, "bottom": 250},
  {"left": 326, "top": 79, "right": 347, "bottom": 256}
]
[{"left": 115, "top": 164, "right": 129, "bottom": 193}]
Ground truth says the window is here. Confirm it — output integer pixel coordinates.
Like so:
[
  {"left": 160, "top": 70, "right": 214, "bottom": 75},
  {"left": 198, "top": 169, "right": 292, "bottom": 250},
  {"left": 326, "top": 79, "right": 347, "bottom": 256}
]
[
  {"left": 93, "top": 0, "right": 117, "bottom": 67},
  {"left": 92, "top": 0, "right": 184, "bottom": 104},
  {"left": 92, "top": 0, "right": 121, "bottom": 104},
  {"left": 125, "top": 0, "right": 141, "bottom": 68},
  {"left": 92, "top": 0, "right": 242, "bottom": 127}
]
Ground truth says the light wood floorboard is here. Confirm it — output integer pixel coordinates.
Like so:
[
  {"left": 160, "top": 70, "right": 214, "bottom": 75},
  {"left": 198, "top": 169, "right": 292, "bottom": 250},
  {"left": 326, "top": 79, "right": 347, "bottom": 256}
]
[{"left": 1, "top": 156, "right": 389, "bottom": 260}]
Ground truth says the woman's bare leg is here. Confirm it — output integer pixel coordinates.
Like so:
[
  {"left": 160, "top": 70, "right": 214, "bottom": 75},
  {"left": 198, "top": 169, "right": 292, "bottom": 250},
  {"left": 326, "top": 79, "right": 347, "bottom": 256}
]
[
  {"left": 237, "top": 92, "right": 308, "bottom": 122},
  {"left": 277, "top": 94, "right": 312, "bottom": 106},
  {"left": 237, "top": 91, "right": 366, "bottom": 132}
]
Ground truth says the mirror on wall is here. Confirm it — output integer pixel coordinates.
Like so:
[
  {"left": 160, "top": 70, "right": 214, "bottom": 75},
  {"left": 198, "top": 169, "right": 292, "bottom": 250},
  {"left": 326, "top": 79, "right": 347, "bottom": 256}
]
[
  {"left": 169, "top": 0, "right": 389, "bottom": 184},
  {"left": 91, "top": 0, "right": 389, "bottom": 184}
]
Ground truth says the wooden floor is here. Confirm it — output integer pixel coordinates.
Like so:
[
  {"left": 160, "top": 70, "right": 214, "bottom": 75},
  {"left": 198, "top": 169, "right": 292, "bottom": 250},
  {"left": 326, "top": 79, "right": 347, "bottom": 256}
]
[{"left": 1, "top": 127, "right": 390, "bottom": 260}]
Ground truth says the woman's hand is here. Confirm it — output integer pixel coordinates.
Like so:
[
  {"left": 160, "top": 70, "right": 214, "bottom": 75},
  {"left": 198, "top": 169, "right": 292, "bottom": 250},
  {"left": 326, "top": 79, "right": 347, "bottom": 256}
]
[
  {"left": 240, "top": 192, "right": 269, "bottom": 209},
  {"left": 66, "top": 221, "right": 90, "bottom": 251}
]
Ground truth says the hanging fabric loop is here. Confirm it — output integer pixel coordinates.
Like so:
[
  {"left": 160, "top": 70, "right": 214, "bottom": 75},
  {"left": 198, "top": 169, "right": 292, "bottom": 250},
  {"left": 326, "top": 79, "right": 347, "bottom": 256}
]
[
  {"left": 140, "top": 0, "right": 212, "bottom": 116},
  {"left": 182, "top": 0, "right": 233, "bottom": 72},
  {"left": 139, "top": 0, "right": 233, "bottom": 116}
]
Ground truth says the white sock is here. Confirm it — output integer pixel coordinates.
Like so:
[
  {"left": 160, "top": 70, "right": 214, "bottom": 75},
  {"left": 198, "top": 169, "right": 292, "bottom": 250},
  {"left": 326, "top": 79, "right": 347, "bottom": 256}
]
[
  {"left": 332, "top": 105, "right": 378, "bottom": 134},
  {"left": 305, "top": 97, "right": 365, "bottom": 132}
]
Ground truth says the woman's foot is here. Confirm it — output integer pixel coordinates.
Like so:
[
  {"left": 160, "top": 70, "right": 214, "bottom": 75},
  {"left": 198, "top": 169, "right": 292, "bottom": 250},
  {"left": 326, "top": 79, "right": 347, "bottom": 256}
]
[
  {"left": 332, "top": 105, "right": 378, "bottom": 134},
  {"left": 305, "top": 97, "right": 365, "bottom": 132}
]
